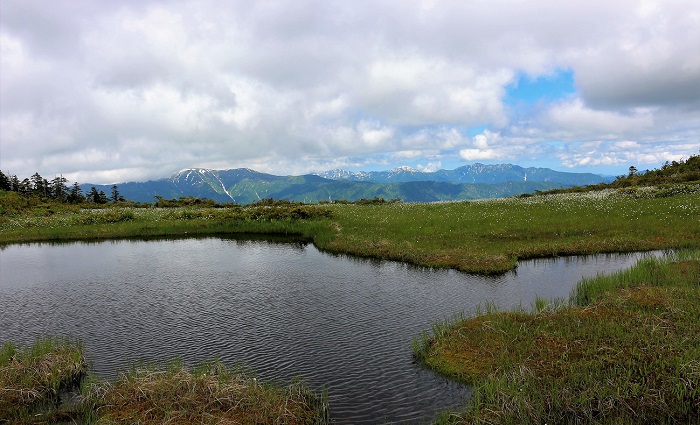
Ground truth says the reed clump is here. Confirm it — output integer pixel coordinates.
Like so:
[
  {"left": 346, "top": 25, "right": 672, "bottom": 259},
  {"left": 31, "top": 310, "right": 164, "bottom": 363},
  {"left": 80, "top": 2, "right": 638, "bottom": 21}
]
[
  {"left": 415, "top": 250, "right": 700, "bottom": 424},
  {"left": 0, "top": 337, "right": 87, "bottom": 422},
  {"left": 82, "top": 360, "right": 329, "bottom": 425}
]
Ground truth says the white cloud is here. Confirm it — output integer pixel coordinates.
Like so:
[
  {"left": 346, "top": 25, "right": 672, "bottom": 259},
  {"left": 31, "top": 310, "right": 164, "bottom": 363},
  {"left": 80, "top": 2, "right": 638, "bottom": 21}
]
[
  {"left": 360, "top": 55, "right": 511, "bottom": 126},
  {"left": 556, "top": 140, "right": 694, "bottom": 170},
  {"left": 0, "top": 0, "right": 698, "bottom": 183},
  {"left": 417, "top": 161, "right": 442, "bottom": 172},
  {"left": 458, "top": 130, "right": 510, "bottom": 161},
  {"left": 357, "top": 120, "right": 395, "bottom": 147},
  {"left": 543, "top": 99, "right": 655, "bottom": 138},
  {"left": 459, "top": 149, "right": 501, "bottom": 161}
]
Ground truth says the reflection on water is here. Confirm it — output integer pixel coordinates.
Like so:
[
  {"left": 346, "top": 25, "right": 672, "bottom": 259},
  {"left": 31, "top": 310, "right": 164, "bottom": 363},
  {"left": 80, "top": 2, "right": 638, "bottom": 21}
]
[{"left": 0, "top": 237, "right": 661, "bottom": 424}]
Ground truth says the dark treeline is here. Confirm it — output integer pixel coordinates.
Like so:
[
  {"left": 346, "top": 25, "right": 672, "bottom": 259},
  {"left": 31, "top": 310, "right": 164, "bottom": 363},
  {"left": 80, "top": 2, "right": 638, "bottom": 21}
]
[{"left": 0, "top": 171, "right": 124, "bottom": 205}]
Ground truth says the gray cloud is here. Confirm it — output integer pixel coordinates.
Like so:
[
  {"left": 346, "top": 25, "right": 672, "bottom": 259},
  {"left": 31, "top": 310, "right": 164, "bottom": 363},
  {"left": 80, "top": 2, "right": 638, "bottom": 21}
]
[{"left": 1, "top": 0, "right": 698, "bottom": 184}]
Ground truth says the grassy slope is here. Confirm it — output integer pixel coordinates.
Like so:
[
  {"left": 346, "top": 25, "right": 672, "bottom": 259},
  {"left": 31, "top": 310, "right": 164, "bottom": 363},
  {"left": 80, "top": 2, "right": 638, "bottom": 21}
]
[{"left": 415, "top": 251, "right": 700, "bottom": 424}]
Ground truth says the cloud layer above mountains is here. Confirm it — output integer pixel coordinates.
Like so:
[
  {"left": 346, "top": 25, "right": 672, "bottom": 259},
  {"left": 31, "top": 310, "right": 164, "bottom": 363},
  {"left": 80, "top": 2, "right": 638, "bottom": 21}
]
[{"left": 2, "top": 0, "right": 698, "bottom": 184}]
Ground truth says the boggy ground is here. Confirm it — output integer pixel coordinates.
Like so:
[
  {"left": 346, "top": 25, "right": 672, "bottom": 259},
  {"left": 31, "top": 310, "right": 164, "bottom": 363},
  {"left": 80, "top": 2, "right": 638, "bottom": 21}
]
[
  {"left": 414, "top": 250, "right": 700, "bottom": 424},
  {"left": 0, "top": 338, "right": 87, "bottom": 422}
]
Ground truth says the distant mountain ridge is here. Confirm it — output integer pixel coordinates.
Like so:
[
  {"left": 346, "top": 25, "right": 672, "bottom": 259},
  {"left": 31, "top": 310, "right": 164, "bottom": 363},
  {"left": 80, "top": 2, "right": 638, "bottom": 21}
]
[
  {"left": 82, "top": 164, "right": 613, "bottom": 204},
  {"left": 316, "top": 163, "right": 610, "bottom": 185}
]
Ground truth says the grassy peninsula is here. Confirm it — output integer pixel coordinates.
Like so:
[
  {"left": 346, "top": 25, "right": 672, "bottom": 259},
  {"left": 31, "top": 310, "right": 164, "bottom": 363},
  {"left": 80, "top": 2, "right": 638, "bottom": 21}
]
[
  {"left": 3, "top": 156, "right": 699, "bottom": 274},
  {"left": 406, "top": 157, "right": 700, "bottom": 423},
  {"left": 414, "top": 250, "right": 700, "bottom": 424}
]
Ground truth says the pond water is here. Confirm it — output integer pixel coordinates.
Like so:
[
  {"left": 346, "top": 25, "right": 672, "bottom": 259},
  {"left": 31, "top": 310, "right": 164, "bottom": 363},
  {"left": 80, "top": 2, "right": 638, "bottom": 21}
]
[{"left": 0, "top": 237, "right": 660, "bottom": 424}]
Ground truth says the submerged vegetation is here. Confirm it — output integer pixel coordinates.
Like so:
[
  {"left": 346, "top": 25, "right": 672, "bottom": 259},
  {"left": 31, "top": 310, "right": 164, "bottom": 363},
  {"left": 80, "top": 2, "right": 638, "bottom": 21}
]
[
  {"left": 0, "top": 341, "right": 328, "bottom": 424},
  {"left": 414, "top": 250, "right": 700, "bottom": 423}
]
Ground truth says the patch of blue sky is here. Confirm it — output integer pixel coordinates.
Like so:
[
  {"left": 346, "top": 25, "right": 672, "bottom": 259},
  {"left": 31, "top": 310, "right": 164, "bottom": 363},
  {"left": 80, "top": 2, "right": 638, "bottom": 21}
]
[
  {"left": 505, "top": 68, "right": 577, "bottom": 106},
  {"left": 466, "top": 125, "right": 489, "bottom": 137}
]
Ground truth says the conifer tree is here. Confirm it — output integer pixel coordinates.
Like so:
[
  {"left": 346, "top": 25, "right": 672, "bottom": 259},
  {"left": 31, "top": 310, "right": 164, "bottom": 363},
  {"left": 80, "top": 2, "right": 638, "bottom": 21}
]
[
  {"left": 30, "top": 172, "right": 47, "bottom": 197},
  {"left": 97, "top": 190, "right": 109, "bottom": 204},
  {"left": 0, "top": 171, "right": 10, "bottom": 191},
  {"left": 67, "top": 182, "right": 84, "bottom": 204},
  {"left": 10, "top": 175, "right": 20, "bottom": 192},
  {"left": 19, "top": 178, "right": 32, "bottom": 196},
  {"left": 86, "top": 187, "right": 100, "bottom": 203},
  {"left": 110, "top": 184, "right": 124, "bottom": 202},
  {"left": 50, "top": 176, "right": 69, "bottom": 201}
]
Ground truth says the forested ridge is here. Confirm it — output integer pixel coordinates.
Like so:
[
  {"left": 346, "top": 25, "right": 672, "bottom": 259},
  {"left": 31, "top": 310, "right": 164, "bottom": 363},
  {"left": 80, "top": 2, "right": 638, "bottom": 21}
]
[{"left": 2, "top": 153, "right": 698, "bottom": 208}]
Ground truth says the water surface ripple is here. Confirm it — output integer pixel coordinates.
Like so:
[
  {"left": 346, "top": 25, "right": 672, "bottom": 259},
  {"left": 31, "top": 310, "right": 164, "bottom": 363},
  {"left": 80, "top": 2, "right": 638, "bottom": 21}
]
[{"left": 0, "top": 237, "right": 658, "bottom": 424}]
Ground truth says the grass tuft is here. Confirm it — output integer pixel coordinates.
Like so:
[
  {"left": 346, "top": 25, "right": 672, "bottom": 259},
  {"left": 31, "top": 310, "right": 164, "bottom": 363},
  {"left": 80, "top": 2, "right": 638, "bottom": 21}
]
[
  {"left": 0, "top": 337, "right": 87, "bottom": 422},
  {"left": 81, "top": 360, "right": 329, "bottom": 425}
]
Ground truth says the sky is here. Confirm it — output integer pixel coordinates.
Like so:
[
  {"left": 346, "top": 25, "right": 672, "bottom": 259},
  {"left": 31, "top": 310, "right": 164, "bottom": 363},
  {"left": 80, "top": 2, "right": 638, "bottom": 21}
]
[{"left": 1, "top": 0, "right": 699, "bottom": 184}]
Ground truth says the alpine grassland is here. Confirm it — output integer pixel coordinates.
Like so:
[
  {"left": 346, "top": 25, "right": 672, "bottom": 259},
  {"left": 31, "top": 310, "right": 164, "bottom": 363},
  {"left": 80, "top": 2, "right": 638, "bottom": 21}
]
[
  {"left": 413, "top": 250, "right": 700, "bottom": 424},
  {"left": 0, "top": 194, "right": 336, "bottom": 247}
]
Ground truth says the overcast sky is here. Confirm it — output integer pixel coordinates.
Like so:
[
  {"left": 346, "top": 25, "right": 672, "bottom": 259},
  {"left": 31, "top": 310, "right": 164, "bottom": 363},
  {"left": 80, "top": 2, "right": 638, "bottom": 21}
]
[{"left": 1, "top": 0, "right": 699, "bottom": 184}]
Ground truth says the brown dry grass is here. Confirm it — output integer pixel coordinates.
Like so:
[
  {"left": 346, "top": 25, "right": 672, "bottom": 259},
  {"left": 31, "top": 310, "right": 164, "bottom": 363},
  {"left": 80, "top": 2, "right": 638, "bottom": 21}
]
[{"left": 83, "top": 361, "right": 328, "bottom": 425}]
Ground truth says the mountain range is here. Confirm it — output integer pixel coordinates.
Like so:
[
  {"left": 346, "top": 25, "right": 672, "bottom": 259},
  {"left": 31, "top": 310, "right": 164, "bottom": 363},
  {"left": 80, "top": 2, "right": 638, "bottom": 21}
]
[{"left": 82, "top": 164, "right": 614, "bottom": 204}]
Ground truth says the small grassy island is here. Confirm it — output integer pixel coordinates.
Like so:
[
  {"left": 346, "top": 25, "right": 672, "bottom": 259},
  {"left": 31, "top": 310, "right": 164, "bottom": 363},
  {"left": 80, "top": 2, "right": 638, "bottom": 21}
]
[
  {"left": 0, "top": 339, "right": 328, "bottom": 424},
  {"left": 1, "top": 155, "right": 699, "bottom": 422}
]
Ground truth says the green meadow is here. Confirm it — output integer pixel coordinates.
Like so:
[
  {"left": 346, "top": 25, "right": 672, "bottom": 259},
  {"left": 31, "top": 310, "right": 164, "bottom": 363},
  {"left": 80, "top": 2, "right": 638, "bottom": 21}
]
[{"left": 322, "top": 185, "right": 700, "bottom": 273}]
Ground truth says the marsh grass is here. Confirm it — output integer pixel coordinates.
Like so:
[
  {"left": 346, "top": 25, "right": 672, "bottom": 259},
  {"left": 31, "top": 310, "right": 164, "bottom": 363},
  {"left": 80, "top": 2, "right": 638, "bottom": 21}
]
[
  {"left": 415, "top": 250, "right": 700, "bottom": 424},
  {"left": 322, "top": 188, "right": 700, "bottom": 273},
  {"left": 81, "top": 360, "right": 329, "bottom": 425},
  {"left": 0, "top": 349, "right": 328, "bottom": 424},
  {"left": 0, "top": 337, "right": 87, "bottom": 422},
  {"left": 0, "top": 204, "right": 337, "bottom": 248}
]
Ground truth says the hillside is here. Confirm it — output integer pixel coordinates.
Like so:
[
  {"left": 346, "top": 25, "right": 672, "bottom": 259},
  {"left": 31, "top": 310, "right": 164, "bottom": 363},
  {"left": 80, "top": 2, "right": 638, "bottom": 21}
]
[{"left": 535, "top": 153, "right": 700, "bottom": 195}]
